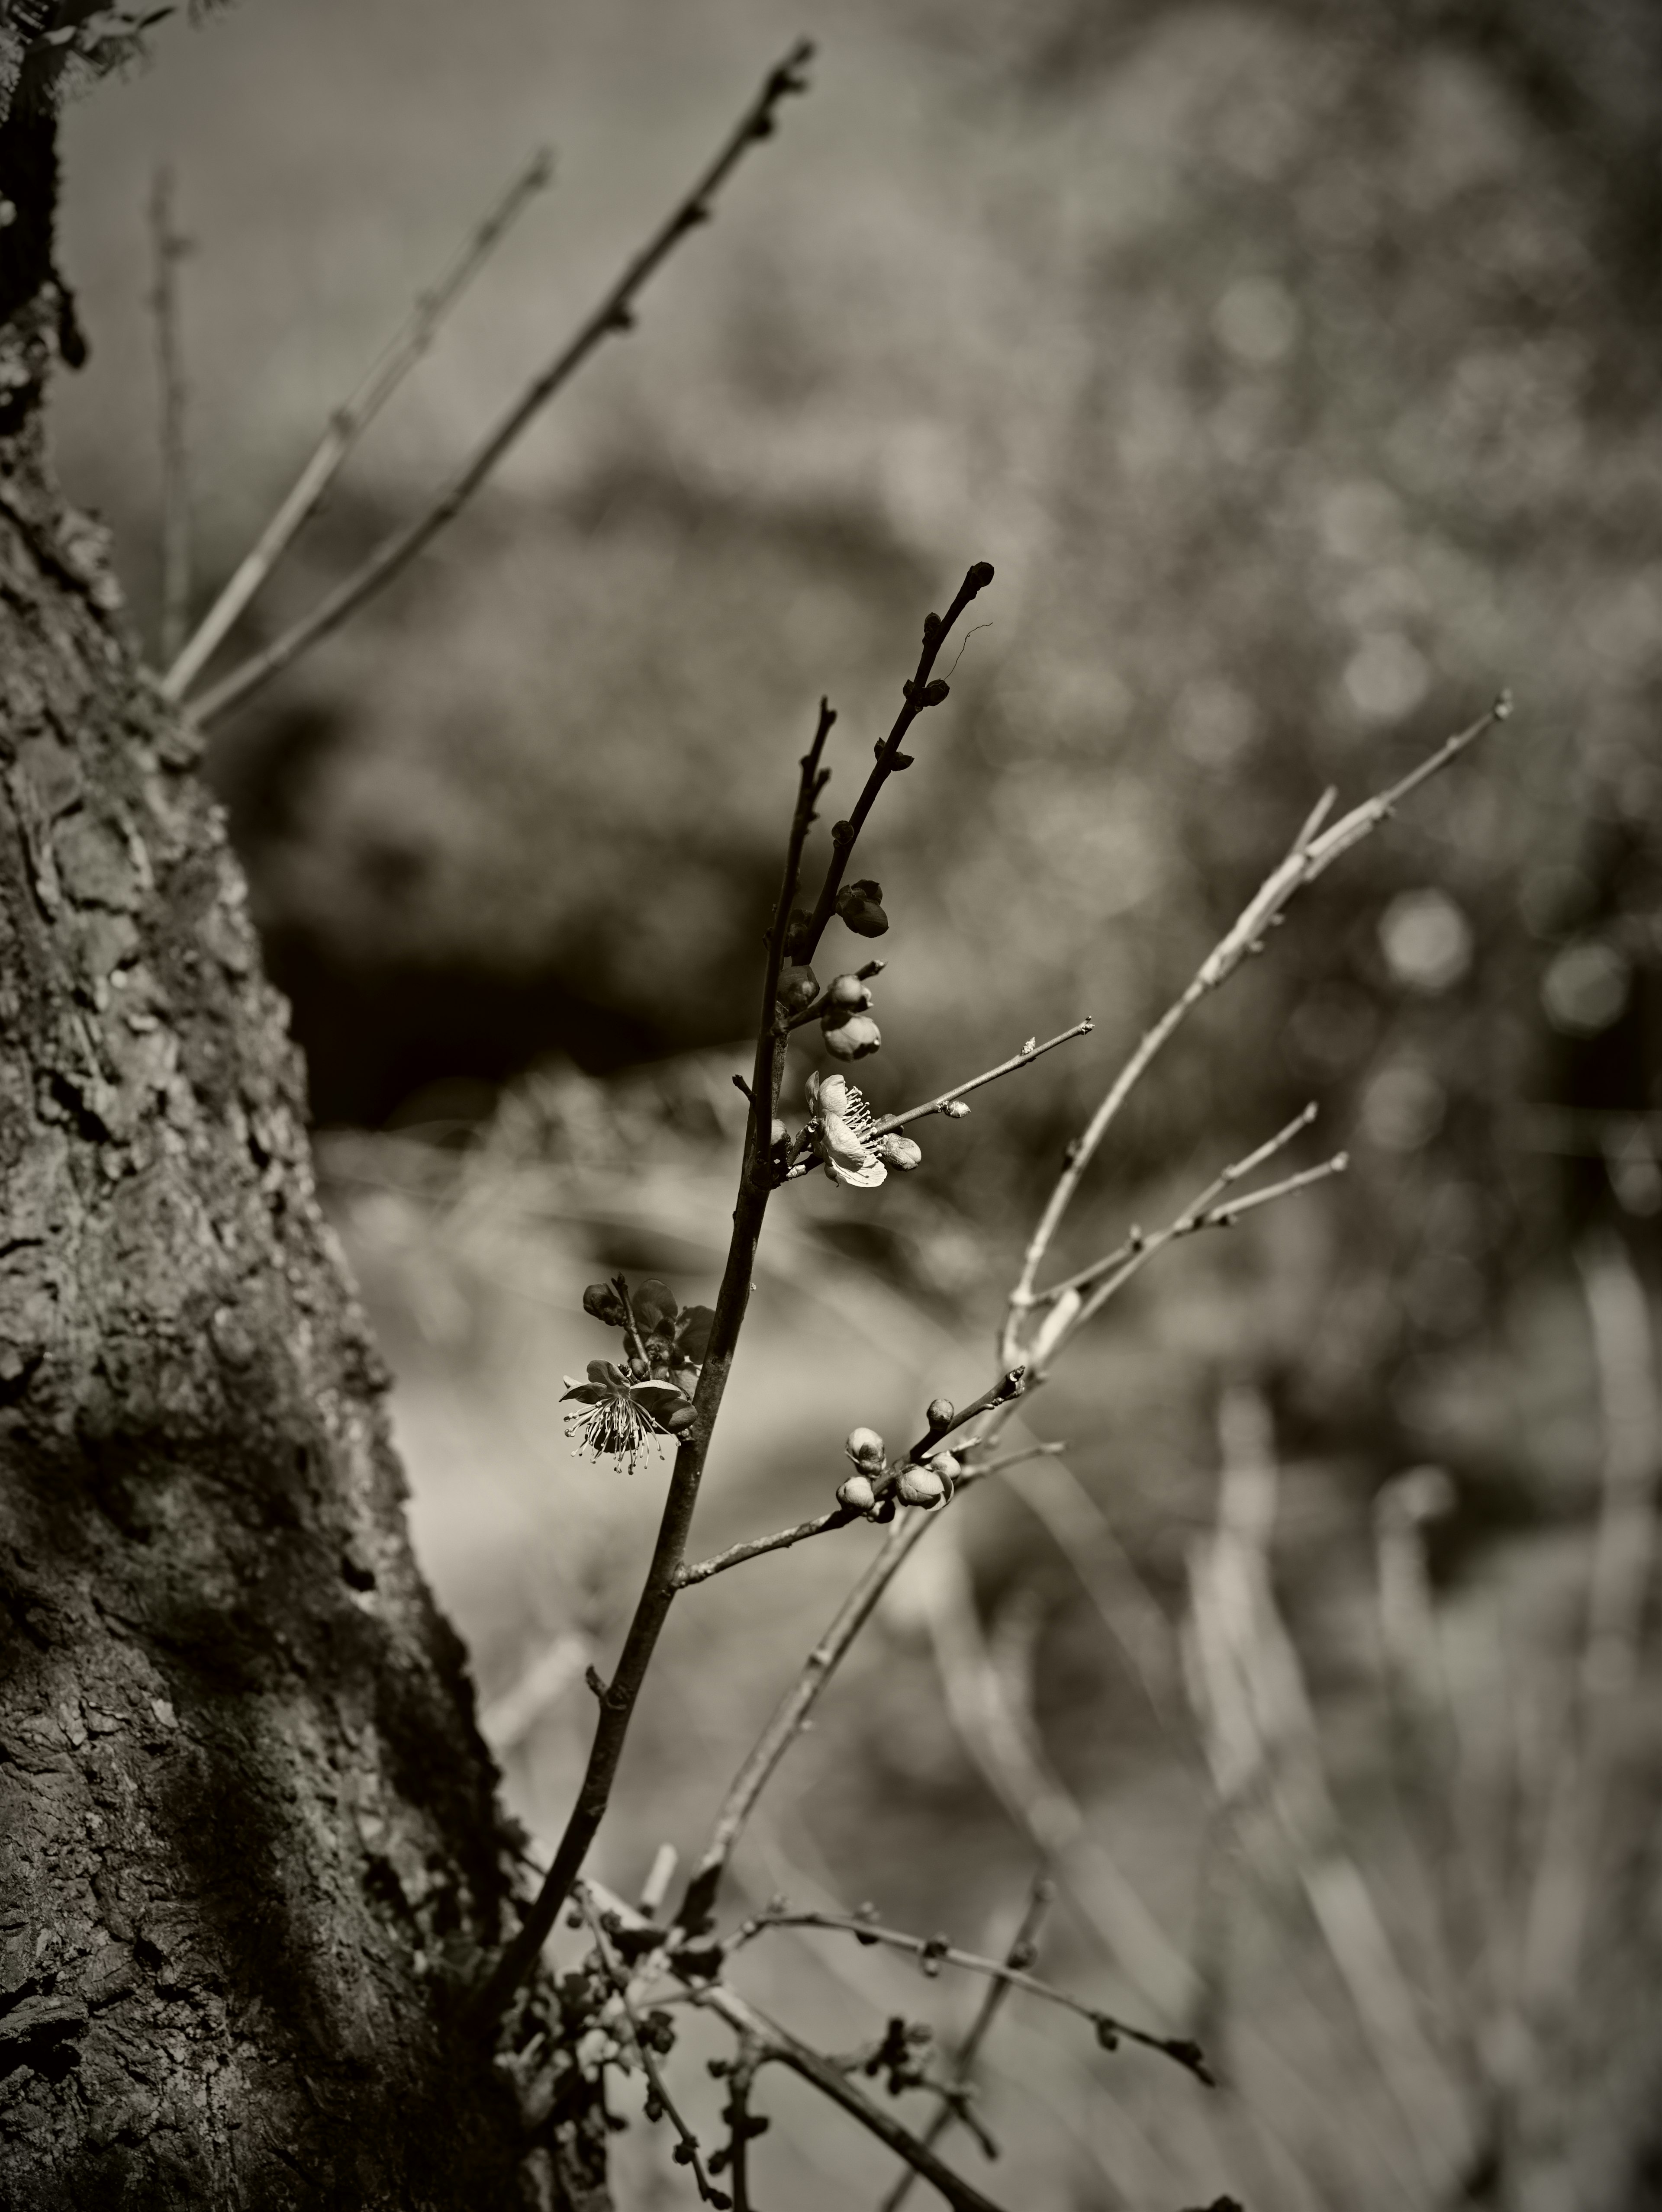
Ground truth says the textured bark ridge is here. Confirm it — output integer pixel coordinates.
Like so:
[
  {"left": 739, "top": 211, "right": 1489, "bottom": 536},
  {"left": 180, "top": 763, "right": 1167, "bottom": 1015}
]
[{"left": 0, "top": 116, "right": 531, "bottom": 2211}]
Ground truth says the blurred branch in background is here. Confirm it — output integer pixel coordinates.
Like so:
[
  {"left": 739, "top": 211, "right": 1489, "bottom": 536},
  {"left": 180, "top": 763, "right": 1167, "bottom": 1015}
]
[
  {"left": 161, "top": 141, "right": 554, "bottom": 698},
  {"left": 147, "top": 163, "right": 191, "bottom": 667}
]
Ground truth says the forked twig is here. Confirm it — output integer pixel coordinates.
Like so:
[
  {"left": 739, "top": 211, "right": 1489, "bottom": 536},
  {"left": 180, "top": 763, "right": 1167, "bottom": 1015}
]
[
  {"left": 877, "top": 1875, "right": 1056, "bottom": 2212},
  {"left": 577, "top": 1885, "right": 728, "bottom": 2206},
  {"left": 163, "top": 145, "right": 552, "bottom": 699},
  {"left": 148, "top": 166, "right": 192, "bottom": 668},
  {"left": 1002, "top": 696, "right": 1511, "bottom": 1367},
  {"left": 696, "top": 1982, "right": 1015, "bottom": 2212},
  {"left": 191, "top": 43, "right": 815, "bottom": 727}
]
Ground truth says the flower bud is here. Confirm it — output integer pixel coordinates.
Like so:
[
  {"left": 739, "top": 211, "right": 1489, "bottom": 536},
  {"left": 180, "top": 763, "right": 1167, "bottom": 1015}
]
[
  {"left": 927, "top": 1451, "right": 961, "bottom": 1485},
  {"left": 583, "top": 1283, "right": 628, "bottom": 1327},
  {"left": 925, "top": 1397, "right": 954, "bottom": 1431},
  {"left": 896, "top": 1463, "right": 947, "bottom": 1510},
  {"left": 836, "top": 1473, "right": 877, "bottom": 1514},
  {"left": 836, "top": 880, "right": 889, "bottom": 938},
  {"left": 828, "top": 974, "right": 872, "bottom": 1010},
  {"left": 823, "top": 1010, "right": 882, "bottom": 1061},
  {"left": 845, "top": 1427, "right": 885, "bottom": 1466},
  {"left": 943, "top": 1099, "right": 970, "bottom": 1119},
  {"left": 777, "top": 964, "right": 818, "bottom": 1012},
  {"left": 665, "top": 1401, "right": 699, "bottom": 1433},
  {"left": 875, "top": 1133, "right": 922, "bottom": 1171}
]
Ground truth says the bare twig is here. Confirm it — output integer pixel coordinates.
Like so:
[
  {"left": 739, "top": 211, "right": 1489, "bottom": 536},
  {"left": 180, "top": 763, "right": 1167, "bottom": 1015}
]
[
  {"left": 148, "top": 166, "right": 192, "bottom": 668},
  {"left": 728, "top": 1907, "right": 1212, "bottom": 2083},
  {"left": 1002, "top": 696, "right": 1511, "bottom": 1366},
  {"left": 191, "top": 43, "right": 815, "bottom": 727},
  {"left": 162, "top": 145, "right": 552, "bottom": 699},
  {"left": 577, "top": 1885, "right": 728, "bottom": 2206},
  {"left": 867, "top": 1022, "right": 1095, "bottom": 1139},
  {"left": 877, "top": 1875, "right": 1056, "bottom": 2212},
  {"left": 697, "top": 1983, "right": 1015, "bottom": 2212}
]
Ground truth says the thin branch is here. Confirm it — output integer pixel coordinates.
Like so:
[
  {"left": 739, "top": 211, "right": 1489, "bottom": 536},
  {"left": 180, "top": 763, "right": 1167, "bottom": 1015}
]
[
  {"left": 676, "top": 1510, "right": 934, "bottom": 1935},
  {"left": 148, "top": 166, "right": 192, "bottom": 668},
  {"left": 190, "top": 42, "right": 815, "bottom": 727},
  {"left": 677, "top": 1503, "right": 857, "bottom": 1588},
  {"left": 1001, "top": 695, "right": 1510, "bottom": 1366},
  {"left": 792, "top": 562, "right": 997, "bottom": 966},
  {"left": 866, "top": 1021, "right": 1095, "bottom": 1139},
  {"left": 162, "top": 145, "right": 552, "bottom": 699},
  {"left": 696, "top": 1983, "right": 1015, "bottom": 2212},
  {"left": 878, "top": 1875, "right": 1056, "bottom": 2212},
  {"left": 577, "top": 1886, "right": 729, "bottom": 2207},
  {"left": 729, "top": 1909, "right": 1212, "bottom": 2083}
]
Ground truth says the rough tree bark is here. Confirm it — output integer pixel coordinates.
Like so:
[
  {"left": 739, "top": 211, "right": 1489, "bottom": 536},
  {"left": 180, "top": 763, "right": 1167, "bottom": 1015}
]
[{"left": 0, "top": 99, "right": 546, "bottom": 2212}]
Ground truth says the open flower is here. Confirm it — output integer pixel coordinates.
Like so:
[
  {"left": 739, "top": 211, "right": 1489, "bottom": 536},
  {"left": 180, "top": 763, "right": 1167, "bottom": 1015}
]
[
  {"left": 806, "top": 1071, "right": 886, "bottom": 1189},
  {"left": 561, "top": 1360, "right": 694, "bottom": 1473}
]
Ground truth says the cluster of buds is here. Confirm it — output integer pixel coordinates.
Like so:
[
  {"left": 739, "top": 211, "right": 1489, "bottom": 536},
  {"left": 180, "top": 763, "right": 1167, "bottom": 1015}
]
[
  {"left": 821, "top": 968, "right": 880, "bottom": 1062},
  {"left": 560, "top": 1277, "right": 714, "bottom": 1472},
  {"left": 834, "top": 1416, "right": 961, "bottom": 1518}
]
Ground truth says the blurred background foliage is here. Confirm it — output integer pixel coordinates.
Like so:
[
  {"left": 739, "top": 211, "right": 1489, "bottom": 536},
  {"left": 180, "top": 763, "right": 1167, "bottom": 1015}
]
[{"left": 56, "top": 0, "right": 1662, "bottom": 2202}]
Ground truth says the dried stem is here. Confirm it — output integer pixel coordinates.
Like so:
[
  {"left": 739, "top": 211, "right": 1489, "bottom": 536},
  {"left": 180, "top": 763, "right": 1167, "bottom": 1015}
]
[
  {"left": 877, "top": 1875, "right": 1056, "bottom": 2212},
  {"left": 577, "top": 1885, "right": 727, "bottom": 2206},
  {"left": 163, "top": 145, "right": 552, "bottom": 699},
  {"left": 696, "top": 1983, "right": 1014, "bottom": 2212},
  {"left": 191, "top": 43, "right": 815, "bottom": 727},
  {"left": 148, "top": 166, "right": 192, "bottom": 668},
  {"left": 728, "top": 1909, "right": 1211, "bottom": 2083},
  {"left": 1002, "top": 695, "right": 1510, "bottom": 1366}
]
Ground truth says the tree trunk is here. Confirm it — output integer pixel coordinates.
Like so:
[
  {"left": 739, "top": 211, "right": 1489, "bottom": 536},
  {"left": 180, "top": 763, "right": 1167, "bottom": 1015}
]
[{"left": 0, "top": 103, "right": 551, "bottom": 2211}]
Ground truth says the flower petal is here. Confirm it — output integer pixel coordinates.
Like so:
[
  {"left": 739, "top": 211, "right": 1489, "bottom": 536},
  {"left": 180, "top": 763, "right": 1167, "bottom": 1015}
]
[
  {"left": 815, "top": 1073, "right": 851, "bottom": 1119},
  {"left": 674, "top": 1306, "right": 716, "bottom": 1363},
  {"left": 633, "top": 1278, "right": 678, "bottom": 1329},
  {"left": 828, "top": 1154, "right": 887, "bottom": 1190},
  {"left": 561, "top": 1384, "right": 610, "bottom": 1405}
]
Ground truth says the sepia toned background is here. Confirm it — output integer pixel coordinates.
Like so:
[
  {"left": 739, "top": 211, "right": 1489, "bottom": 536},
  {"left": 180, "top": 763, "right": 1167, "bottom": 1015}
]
[{"left": 57, "top": 3, "right": 1662, "bottom": 2203}]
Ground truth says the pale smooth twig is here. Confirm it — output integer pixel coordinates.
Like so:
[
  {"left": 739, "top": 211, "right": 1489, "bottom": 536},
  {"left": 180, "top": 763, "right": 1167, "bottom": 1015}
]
[
  {"left": 878, "top": 1874, "right": 1056, "bottom": 2212},
  {"left": 192, "top": 43, "right": 814, "bottom": 727},
  {"left": 696, "top": 1982, "right": 1013, "bottom": 2212},
  {"left": 577, "top": 1885, "right": 728, "bottom": 2207},
  {"left": 163, "top": 145, "right": 552, "bottom": 699},
  {"left": 868, "top": 1021, "right": 1095, "bottom": 1138},
  {"left": 728, "top": 1907, "right": 1211, "bottom": 2083},
  {"left": 1002, "top": 696, "right": 1511, "bottom": 1366},
  {"left": 148, "top": 166, "right": 192, "bottom": 668}
]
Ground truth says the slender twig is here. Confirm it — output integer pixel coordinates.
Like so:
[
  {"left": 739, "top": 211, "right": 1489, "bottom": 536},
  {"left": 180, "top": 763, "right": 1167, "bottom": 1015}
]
[
  {"left": 191, "top": 43, "right": 815, "bottom": 727},
  {"left": 729, "top": 1909, "right": 1211, "bottom": 2083},
  {"left": 148, "top": 166, "right": 192, "bottom": 668},
  {"left": 677, "top": 1504, "right": 857, "bottom": 1588},
  {"left": 792, "top": 563, "right": 997, "bottom": 965},
  {"left": 867, "top": 1022, "right": 1095, "bottom": 1138},
  {"left": 697, "top": 1983, "right": 1015, "bottom": 2212},
  {"left": 162, "top": 145, "right": 552, "bottom": 699},
  {"left": 715, "top": 2037, "right": 767, "bottom": 2212},
  {"left": 1001, "top": 695, "right": 1510, "bottom": 1367},
  {"left": 878, "top": 1875, "right": 1056, "bottom": 2212},
  {"left": 677, "top": 1510, "right": 934, "bottom": 1935},
  {"left": 577, "top": 1886, "right": 728, "bottom": 2207}
]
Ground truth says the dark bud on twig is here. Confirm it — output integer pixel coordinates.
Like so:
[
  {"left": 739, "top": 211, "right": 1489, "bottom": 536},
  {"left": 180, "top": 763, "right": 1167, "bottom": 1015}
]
[
  {"left": 776, "top": 964, "right": 819, "bottom": 1011},
  {"left": 925, "top": 1397, "right": 954, "bottom": 1431},
  {"left": 966, "top": 560, "right": 995, "bottom": 591},
  {"left": 922, "top": 611, "right": 942, "bottom": 639},
  {"left": 583, "top": 1283, "right": 629, "bottom": 1327},
  {"left": 890, "top": 752, "right": 915, "bottom": 769},
  {"left": 921, "top": 678, "right": 950, "bottom": 707},
  {"left": 837, "top": 880, "right": 888, "bottom": 937},
  {"left": 585, "top": 1665, "right": 608, "bottom": 1699},
  {"left": 664, "top": 1402, "right": 699, "bottom": 1434}
]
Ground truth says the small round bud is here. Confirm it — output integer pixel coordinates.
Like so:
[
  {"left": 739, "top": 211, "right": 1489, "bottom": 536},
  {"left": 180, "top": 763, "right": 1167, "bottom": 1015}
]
[
  {"left": 927, "top": 1450, "right": 961, "bottom": 1485},
  {"left": 823, "top": 1011, "right": 882, "bottom": 1061},
  {"left": 896, "top": 1463, "right": 947, "bottom": 1510},
  {"left": 776, "top": 964, "right": 818, "bottom": 1012},
  {"left": 845, "top": 1427, "right": 885, "bottom": 1466},
  {"left": 925, "top": 1397, "right": 954, "bottom": 1431},
  {"left": 921, "top": 678, "right": 950, "bottom": 707},
  {"left": 966, "top": 559, "right": 995, "bottom": 590},
  {"left": 828, "top": 973, "right": 871, "bottom": 1010},
  {"left": 836, "top": 880, "right": 889, "bottom": 938},
  {"left": 876, "top": 1133, "right": 922, "bottom": 1171},
  {"left": 943, "top": 1099, "right": 971, "bottom": 1119},
  {"left": 583, "top": 1283, "right": 628, "bottom": 1327},
  {"left": 664, "top": 1401, "right": 699, "bottom": 1433},
  {"left": 836, "top": 1473, "right": 876, "bottom": 1514}
]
